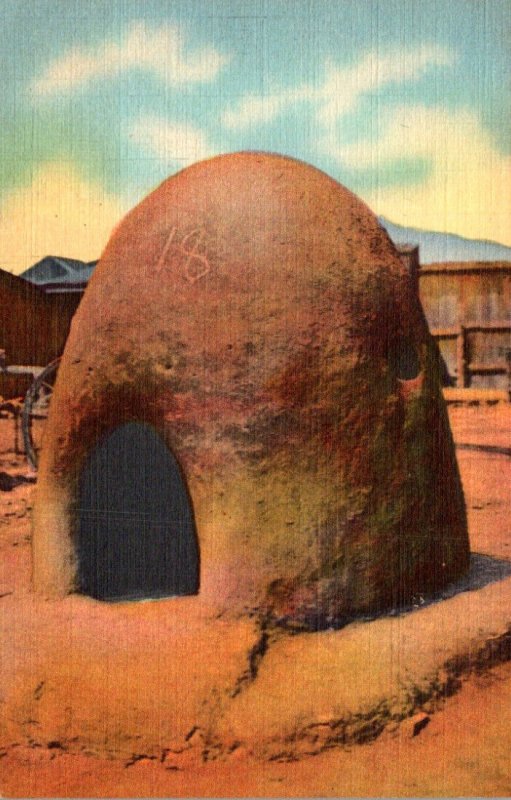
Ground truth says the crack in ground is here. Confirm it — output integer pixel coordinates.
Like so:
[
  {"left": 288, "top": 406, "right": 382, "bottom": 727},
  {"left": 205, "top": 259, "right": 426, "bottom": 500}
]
[
  {"left": 230, "top": 621, "right": 271, "bottom": 698},
  {"left": 124, "top": 753, "right": 158, "bottom": 768}
]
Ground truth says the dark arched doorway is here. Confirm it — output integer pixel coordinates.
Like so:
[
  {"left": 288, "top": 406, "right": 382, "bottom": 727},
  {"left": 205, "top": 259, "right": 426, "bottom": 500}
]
[{"left": 77, "top": 422, "right": 199, "bottom": 601}]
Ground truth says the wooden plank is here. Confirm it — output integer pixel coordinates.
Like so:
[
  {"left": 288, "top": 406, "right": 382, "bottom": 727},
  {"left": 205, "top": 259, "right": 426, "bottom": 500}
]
[
  {"left": 431, "top": 327, "right": 460, "bottom": 338},
  {"left": 443, "top": 387, "right": 509, "bottom": 403},
  {"left": 432, "top": 322, "right": 511, "bottom": 338},
  {"left": 421, "top": 262, "right": 511, "bottom": 275},
  {"left": 464, "top": 320, "right": 511, "bottom": 333},
  {"left": 468, "top": 363, "right": 508, "bottom": 375}
]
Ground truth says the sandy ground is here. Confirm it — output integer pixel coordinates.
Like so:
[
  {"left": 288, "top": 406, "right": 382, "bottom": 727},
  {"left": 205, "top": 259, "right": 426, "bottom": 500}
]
[
  {"left": 2, "top": 662, "right": 511, "bottom": 798},
  {"left": 0, "top": 402, "right": 510, "bottom": 797}
]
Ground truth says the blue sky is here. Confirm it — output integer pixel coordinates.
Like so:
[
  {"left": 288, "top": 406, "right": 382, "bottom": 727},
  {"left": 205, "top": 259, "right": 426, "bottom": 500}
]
[{"left": 1, "top": 0, "right": 510, "bottom": 272}]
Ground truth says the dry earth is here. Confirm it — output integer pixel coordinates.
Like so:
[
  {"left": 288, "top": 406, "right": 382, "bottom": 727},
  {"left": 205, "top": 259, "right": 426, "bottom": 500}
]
[{"left": 0, "top": 402, "right": 510, "bottom": 797}]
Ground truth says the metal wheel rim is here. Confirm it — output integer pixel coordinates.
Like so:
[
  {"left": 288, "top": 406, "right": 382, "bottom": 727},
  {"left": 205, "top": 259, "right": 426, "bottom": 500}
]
[{"left": 22, "top": 358, "right": 61, "bottom": 470}]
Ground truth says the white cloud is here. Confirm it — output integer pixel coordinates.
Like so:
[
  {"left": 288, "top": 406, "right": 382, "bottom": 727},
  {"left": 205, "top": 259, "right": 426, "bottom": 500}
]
[
  {"left": 222, "top": 45, "right": 453, "bottom": 129},
  {"left": 222, "top": 95, "right": 288, "bottom": 129},
  {"left": 0, "top": 163, "right": 126, "bottom": 274},
  {"left": 219, "top": 41, "right": 510, "bottom": 246},
  {"left": 329, "top": 105, "right": 511, "bottom": 246},
  {"left": 221, "top": 84, "right": 306, "bottom": 130},
  {"left": 316, "top": 45, "right": 453, "bottom": 125},
  {"left": 31, "top": 21, "right": 230, "bottom": 97},
  {"left": 129, "top": 117, "right": 214, "bottom": 165}
]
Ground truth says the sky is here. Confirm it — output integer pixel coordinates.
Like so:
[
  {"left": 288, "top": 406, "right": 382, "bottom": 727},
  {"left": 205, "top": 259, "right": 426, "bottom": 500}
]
[{"left": 0, "top": 0, "right": 510, "bottom": 273}]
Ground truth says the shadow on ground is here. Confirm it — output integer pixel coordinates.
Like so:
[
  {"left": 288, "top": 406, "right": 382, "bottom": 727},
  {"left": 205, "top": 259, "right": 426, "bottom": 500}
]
[{"left": 358, "top": 552, "right": 511, "bottom": 625}]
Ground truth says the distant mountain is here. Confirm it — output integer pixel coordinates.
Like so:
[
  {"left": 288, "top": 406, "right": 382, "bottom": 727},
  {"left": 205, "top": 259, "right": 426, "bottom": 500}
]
[{"left": 379, "top": 217, "right": 511, "bottom": 264}]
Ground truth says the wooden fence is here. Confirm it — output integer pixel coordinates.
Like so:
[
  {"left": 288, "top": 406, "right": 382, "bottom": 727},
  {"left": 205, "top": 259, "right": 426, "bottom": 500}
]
[
  {"left": 417, "top": 261, "right": 511, "bottom": 391},
  {"left": 431, "top": 320, "right": 511, "bottom": 389}
]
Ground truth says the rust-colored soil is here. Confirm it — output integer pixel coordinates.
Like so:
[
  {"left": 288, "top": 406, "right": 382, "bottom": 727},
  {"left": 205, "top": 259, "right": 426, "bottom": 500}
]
[
  {"left": 0, "top": 403, "right": 510, "bottom": 797},
  {"left": 2, "top": 662, "right": 511, "bottom": 798}
]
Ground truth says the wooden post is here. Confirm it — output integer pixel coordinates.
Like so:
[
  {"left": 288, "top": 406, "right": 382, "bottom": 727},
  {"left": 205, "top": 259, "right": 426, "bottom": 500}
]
[
  {"left": 506, "top": 349, "right": 511, "bottom": 401},
  {"left": 456, "top": 325, "right": 468, "bottom": 388}
]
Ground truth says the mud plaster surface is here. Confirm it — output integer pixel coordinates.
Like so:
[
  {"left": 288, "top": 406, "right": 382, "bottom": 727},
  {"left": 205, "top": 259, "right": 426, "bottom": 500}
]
[
  {"left": 33, "top": 153, "right": 468, "bottom": 620},
  {"left": 0, "top": 403, "right": 510, "bottom": 796}
]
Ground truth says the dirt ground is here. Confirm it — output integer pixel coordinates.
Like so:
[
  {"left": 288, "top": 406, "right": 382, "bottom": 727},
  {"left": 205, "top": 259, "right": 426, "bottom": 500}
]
[{"left": 0, "top": 402, "right": 510, "bottom": 797}]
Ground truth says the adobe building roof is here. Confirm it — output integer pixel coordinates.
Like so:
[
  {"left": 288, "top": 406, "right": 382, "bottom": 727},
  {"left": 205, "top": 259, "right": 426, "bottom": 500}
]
[{"left": 32, "top": 152, "right": 469, "bottom": 628}]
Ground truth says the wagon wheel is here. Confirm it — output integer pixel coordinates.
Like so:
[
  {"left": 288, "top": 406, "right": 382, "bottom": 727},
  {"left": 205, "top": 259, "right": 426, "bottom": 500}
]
[{"left": 22, "top": 358, "right": 61, "bottom": 470}]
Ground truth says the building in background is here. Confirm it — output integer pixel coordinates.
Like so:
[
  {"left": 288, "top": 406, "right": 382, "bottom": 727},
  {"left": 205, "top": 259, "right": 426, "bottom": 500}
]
[
  {"left": 0, "top": 257, "right": 97, "bottom": 398},
  {"left": 0, "top": 267, "right": 58, "bottom": 397},
  {"left": 20, "top": 256, "right": 97, "bottom": 295}
]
